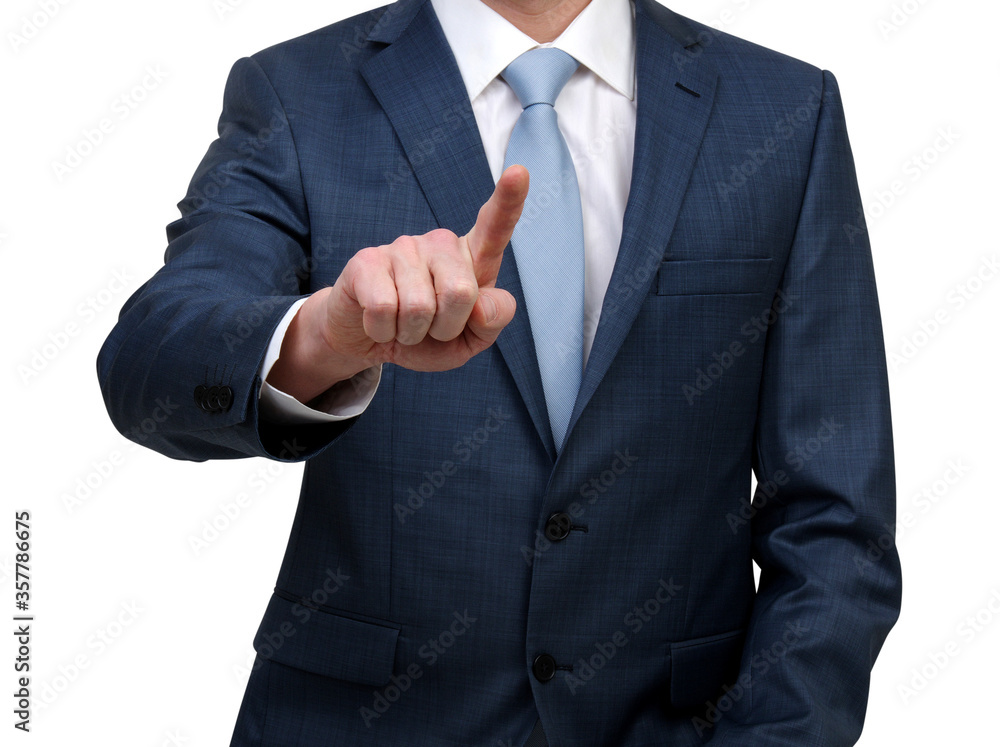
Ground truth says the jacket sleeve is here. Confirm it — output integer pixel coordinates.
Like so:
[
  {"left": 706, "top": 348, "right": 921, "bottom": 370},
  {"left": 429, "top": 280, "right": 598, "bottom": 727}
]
[
  {"left": 97, "top": 56, "right": 356, "bottom": 462},
  {"left": 710, "top": 70, "right": 902, "bottom": 745}
]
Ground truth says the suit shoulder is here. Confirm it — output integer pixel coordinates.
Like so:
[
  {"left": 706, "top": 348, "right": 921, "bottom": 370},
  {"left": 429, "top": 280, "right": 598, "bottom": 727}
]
[
  {"left": 245, "top": 3, "right": 391, "bottom": 81},
  {"left": 668, "top": 11, "right": 826, "bottom": 94}
]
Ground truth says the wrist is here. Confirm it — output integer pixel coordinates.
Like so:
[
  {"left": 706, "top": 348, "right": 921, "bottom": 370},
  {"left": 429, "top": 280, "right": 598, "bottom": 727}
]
[{"left": 266, "top": 289, "right": 373, "bottom": 403}]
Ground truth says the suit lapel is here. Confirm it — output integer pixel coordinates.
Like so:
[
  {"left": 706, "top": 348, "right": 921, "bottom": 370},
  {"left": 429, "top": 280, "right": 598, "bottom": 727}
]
[
  {"left": 361, "top": 0, "right": 719, "bottom": 461},
  {"left": 361, "top": 0, "right": 557, "bottom": 459},
  {"left": 563, "top": 0, "right": 719, "bottom": 451}
]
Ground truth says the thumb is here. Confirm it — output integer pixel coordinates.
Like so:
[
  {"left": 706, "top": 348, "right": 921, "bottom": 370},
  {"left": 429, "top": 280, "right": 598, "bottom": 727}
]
[
  {"left": 464, "top": 165, "right": 529, "bottom": 288},
  {"left": 464, "top": 288, "right": 517, "bottom": 347}
]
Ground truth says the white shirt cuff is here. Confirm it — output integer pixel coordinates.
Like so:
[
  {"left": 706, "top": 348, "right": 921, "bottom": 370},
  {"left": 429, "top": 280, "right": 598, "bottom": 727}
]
[{"left": 257, "top": 298, "right": 382, "bottom": 424}]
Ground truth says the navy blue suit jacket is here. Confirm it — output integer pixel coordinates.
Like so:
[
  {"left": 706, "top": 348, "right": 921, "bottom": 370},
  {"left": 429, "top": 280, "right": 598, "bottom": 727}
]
[{"left": 97, "top": 0, "right": 901, "bottom": 744}]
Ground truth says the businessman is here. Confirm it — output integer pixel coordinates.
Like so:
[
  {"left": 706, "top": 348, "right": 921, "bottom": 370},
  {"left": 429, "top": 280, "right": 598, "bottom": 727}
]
[{"left": 97, "top": 0, "right": 902, "bottom": 744}]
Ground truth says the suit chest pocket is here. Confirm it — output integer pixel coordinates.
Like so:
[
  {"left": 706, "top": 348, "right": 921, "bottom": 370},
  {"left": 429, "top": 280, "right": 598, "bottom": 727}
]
[{"left": 655, "top": 257, "right": 773, "bottom": 296}]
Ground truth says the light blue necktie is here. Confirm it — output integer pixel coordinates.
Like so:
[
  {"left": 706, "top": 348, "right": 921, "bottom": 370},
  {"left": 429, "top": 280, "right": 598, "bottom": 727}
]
[{"left": 501, "top": 48, "right": 584, "bottom": 454}]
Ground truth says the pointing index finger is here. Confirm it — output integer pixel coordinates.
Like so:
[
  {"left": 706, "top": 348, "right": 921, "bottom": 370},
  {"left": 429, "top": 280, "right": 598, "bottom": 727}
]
[{"left": 464, "top": 165, "right": 529, "bottom": 288}]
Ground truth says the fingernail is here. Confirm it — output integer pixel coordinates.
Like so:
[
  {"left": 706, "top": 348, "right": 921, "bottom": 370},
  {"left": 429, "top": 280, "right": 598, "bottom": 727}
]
[{"left": 481, "top": 294, "right": 498, "bottom": 323}]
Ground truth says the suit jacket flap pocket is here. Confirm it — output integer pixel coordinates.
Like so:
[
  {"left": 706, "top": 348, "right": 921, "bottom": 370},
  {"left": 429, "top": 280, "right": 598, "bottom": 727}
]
[
  {"left": 657, "top": 258, "right": 773, "bottom": 296},
  {"left": 668, "top": 628, "right": 745, "bottom": 710},
  {"left": 253, "top": 591, "right": 400, "bottom": 687}
]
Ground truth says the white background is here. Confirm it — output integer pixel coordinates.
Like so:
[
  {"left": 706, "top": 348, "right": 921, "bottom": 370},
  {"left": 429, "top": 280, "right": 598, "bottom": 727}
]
[{"left": 2, "top": 0, "right": 997, "bottom": 744}]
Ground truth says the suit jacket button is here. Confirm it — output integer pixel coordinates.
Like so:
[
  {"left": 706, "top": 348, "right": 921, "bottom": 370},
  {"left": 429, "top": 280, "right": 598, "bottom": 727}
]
[
  {"left": 194, "top": 385, "right": 214, "bottom": 411},
  {"left": 217, "top": 385, "right": 233, "bottom": 411},
  {"left": 205, "top": 385, "right": 221, "bottom": 412},
  {"left": 544, "top": 512, "right": 572, "bottom": 542},
  {"left": 532, "top": 653, "right": 557, "bottom": 683}
]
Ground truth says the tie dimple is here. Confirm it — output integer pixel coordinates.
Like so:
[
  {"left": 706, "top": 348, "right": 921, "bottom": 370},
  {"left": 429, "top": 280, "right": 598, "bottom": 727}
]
[{"left": 501, "top": 47, "right": 580, "bottom": 107}]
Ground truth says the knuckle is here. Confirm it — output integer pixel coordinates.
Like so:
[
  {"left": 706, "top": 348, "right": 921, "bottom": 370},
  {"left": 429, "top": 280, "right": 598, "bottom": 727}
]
[
  {"left": 393, "top": 234, "right": 421, "bottom": 254},
  {"left": 385, "top": 235, "right": 420, "bottom": 264},
  {"left": 352, "top": 245, "right": 389, "bottom": 273},
  {"left": 398, "top": 293, "right": 436, "bottom": 321},
  {"left": 438, "top": 279, "right": 477, "bottom": 308},
  {"left": 365, "top": 295, "right": 397, "bottom": 318},
  {"left": 425, "top": 227, "right": 458, "bottom": 245}
]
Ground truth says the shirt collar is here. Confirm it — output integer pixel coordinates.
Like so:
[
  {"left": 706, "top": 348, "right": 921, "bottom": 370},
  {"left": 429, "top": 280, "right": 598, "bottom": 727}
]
[{"left": 430, "top": 0, "right": 635, "bottom": 102}]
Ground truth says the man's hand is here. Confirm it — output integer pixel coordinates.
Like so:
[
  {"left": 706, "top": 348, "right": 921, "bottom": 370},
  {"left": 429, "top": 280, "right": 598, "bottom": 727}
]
[{"left": 265, "top": 165, "right": 529, "bottom": 404}]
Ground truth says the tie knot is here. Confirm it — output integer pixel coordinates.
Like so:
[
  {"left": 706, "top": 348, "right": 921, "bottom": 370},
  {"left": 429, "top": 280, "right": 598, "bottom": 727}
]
[{"left": 501, "top": 48, "right": 580, "bottom": 109}]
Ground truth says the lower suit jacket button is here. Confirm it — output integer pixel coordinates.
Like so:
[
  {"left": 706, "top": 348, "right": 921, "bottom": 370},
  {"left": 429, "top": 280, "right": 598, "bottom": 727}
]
[
  {"left": 544, "top": 512, "right": 572, "bottom": 542},
  {"left": 532, "top": 653, "right": 557, "bottom": 682}
]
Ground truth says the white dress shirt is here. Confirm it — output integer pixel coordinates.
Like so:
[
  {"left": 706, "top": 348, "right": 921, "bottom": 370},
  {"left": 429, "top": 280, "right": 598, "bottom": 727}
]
[{"left": 258, "top": 0, "right": 636, "bottom": 424}]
